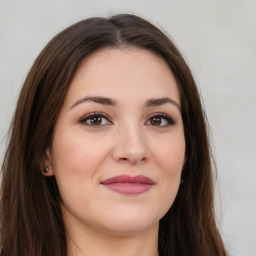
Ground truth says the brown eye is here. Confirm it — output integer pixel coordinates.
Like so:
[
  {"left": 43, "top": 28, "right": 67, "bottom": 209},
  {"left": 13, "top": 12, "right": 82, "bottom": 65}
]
[
  {"left": 79, "top": 113, "right": 112, "bottom": 127},
  {"left": 150, "top": 117, "right": 162, "bottom": 126},
  {"left": 146, "top": 114, "right": 176, "bottom": 127},
  {"left": 90, "top": 116, "right": 102, "bottom": 125}
]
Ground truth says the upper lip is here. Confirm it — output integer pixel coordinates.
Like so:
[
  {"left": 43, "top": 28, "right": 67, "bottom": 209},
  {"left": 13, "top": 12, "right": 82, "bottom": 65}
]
[{"left": 101, "top": 175, "right": 155, "bottom": 185}]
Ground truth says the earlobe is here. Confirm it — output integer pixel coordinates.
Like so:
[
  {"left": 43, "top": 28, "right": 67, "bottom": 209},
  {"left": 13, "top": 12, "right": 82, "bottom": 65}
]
[
  {"left": 42, "top": 148, "right": 54, "bottom": 176},
  {"left": 42, "top": 166, "right": 54, "bottom": 176}
]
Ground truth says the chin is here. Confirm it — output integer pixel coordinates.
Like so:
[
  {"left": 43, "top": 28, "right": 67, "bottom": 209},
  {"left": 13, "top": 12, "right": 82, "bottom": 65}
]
[{"left": 97, "top": 206, "right": 161, "bottom": 235}]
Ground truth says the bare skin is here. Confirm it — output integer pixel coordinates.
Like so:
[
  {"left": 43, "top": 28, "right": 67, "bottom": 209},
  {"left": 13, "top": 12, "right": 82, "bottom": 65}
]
[{"left": 45, "top": 47, "right": 185, "bottom": 256}]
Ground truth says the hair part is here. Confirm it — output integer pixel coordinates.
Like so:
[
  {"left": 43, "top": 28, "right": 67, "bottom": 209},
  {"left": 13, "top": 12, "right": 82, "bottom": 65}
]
[{"left": 1, "top": 14, "right": 227, "bottom": 256}]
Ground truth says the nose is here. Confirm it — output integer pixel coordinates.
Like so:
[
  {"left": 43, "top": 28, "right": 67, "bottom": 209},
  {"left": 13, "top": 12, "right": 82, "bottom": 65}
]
[{"left": 112, "top": 124, "right": 149, "bottom": 165}]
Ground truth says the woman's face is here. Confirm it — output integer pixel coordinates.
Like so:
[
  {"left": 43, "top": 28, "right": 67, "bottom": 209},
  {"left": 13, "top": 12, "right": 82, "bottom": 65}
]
[{"left": 46, "top": 48, "right": 185, "bottom": 236}]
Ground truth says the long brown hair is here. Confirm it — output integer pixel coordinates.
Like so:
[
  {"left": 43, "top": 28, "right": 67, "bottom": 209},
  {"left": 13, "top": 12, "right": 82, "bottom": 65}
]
[{"left": 0, "top": 14, "right": 227, "bottom": 256}]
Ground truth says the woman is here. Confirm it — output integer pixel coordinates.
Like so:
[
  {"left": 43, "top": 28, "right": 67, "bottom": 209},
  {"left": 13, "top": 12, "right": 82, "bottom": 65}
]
[{"left": 0, "top": 14, "right": 228, "bottom": 256}]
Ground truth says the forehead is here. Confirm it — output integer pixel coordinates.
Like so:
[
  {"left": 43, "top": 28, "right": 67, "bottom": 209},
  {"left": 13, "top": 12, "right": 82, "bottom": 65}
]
[{"left": 64, "top": 47, "right": 180, "bottom": 108}]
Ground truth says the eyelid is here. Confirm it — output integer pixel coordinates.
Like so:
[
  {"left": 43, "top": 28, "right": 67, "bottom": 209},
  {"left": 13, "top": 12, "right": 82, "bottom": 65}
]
[
  {"left": 78, "top": 112, "right": 112, "bottom": 125},
  {"left": 145, "top": 112, "right": 177, "bottom": 126},
  {"left": 77, "top": 111, "right": 176, "bottom": 127}
]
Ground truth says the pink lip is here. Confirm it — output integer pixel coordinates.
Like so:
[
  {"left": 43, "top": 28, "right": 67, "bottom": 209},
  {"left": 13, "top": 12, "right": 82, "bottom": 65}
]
[{"left": 101, "top": 175, "right": 155, "bottom": 195}]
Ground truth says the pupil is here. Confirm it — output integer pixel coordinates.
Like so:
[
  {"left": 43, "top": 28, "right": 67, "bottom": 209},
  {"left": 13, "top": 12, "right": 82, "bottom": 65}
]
[
  {"left": 151, "top": 117, "right": 161, "bottom": 125},
  {"left": 91, "top": 116, "right": 101, "bottom": 125}
]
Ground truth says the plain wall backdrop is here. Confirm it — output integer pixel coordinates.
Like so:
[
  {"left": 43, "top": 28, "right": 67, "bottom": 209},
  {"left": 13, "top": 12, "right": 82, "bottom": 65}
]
[{"left": 0, "top": 1, "right": 255, "bottom": 255}]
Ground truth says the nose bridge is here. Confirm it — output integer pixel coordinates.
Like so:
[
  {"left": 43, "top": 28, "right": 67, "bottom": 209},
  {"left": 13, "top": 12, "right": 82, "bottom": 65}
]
[{"left": 113, "top": 119, "right": 148, "bottom": 164}]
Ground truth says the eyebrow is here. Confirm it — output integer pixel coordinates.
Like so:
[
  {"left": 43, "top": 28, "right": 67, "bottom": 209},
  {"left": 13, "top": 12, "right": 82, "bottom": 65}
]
[
  {"left": 69, "top": 96, "right": 181, "bottom": 112},
  {"left": 145, "top": 97, "right": 181, "bottom": 111},
  {"left": 70, "top": 96, "right": 116, "bottom": 109}
]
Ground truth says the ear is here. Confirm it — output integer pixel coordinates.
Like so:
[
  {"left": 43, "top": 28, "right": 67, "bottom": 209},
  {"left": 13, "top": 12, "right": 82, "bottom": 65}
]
[{"left": 42, "top": 148, "right": 55, "bottom": 177}]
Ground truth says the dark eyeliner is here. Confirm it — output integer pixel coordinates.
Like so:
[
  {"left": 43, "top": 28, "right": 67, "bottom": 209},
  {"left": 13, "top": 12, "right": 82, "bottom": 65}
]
[
  {"left": 78, "top": 112, "right": 111, "bottom": 125},
  {"left": 147, "top": 113, "right": 177, "bottom": 126},
  {"left": 159, "top": 114, "right": 176, "bottom": 125}
]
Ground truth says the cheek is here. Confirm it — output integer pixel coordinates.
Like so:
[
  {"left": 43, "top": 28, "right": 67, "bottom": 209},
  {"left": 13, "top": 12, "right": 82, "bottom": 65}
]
[
  {"left": 154, "top": 135, "right": 185, "bottom": 176},
  {"left": 50, "top": 131, "right": 108, "bottom": 216},
  {"left": 151, "top": 135, "right": 185, "bottom": 212},
  {"left": 51, "top": 130, "right": 110, "bottom": 177}
]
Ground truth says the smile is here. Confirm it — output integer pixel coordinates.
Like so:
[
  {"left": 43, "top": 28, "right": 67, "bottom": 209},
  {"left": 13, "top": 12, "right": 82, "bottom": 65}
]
[{"left": 100, "top": 175, "right": 155, "bottom": 195}]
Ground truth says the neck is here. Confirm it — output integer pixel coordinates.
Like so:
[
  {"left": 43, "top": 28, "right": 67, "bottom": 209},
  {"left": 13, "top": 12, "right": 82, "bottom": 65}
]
[{"left": 66, "top": 220, "right": 159, "bottom": 256}]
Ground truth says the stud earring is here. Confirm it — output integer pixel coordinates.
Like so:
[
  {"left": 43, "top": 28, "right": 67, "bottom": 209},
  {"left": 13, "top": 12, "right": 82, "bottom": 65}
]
[{"left": 43, "top": 166, "right": 51, "bottom": 173}]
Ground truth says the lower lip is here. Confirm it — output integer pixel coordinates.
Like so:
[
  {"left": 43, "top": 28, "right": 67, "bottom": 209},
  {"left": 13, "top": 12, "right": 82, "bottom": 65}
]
[{"left": 102, "top": 183, "right": 153, "bottom": 195}]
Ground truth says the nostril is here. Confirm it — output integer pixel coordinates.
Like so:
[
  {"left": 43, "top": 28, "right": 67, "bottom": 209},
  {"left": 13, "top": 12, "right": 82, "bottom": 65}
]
[{"left": 118, "top": 156, "right": 148, "bottom": 164}]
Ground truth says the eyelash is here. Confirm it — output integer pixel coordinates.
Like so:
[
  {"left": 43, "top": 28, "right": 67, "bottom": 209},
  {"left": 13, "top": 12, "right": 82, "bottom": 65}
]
[
  {"left": 78, "top": 112, "right": 112, "bottom": 127},
  {"left": 145, "top": 113, "right": 176, "bottom": 127},
  {"left": 78, "top": 112, "right": 176, "bottom": 128}
]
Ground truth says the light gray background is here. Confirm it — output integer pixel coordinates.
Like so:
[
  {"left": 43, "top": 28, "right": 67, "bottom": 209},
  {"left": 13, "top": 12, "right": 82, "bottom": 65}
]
[{"left": 0, "top": 1, "right": 255, "bottom": 255}]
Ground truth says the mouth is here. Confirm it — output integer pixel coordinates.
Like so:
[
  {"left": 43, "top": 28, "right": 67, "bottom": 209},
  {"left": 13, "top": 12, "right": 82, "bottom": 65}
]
[{"left": 100, "top": 175, "right": 155, "bottom": 195}]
